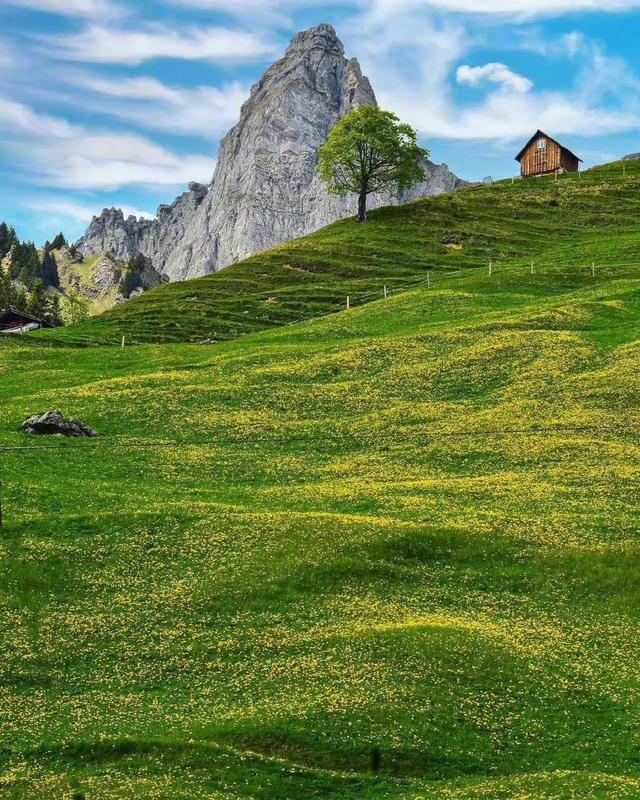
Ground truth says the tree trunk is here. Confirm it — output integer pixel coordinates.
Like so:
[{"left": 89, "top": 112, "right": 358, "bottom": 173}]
[{"left": 357, "top": 190, "right": 367, "bottom": 223}]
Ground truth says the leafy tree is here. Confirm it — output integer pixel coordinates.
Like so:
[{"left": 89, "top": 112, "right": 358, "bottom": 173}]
[
  {"left": 64, "top": 289, "right": 90, "bottom": 326},
  {"left": 317, "top": 105, "right": 428, "bottom": 222},
  {"left": 27, "top": 278, "right": 47, "bottom": 319},
  {"left": 51, "top": 232, "right": 67, "bottom": 250}
]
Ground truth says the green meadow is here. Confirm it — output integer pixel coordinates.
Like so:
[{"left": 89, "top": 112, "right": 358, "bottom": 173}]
[
  {"left": 2, "top": 163, "right": 640, "bottom": 798},
  {"left": 45, "top": 160, "right": 640, "bottom": 345}
]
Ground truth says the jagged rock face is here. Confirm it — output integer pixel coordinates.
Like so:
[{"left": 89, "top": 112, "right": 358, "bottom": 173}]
[
  {"left": 77, "top": 183, "right": 208, "bottom": 267},
  {"left": 77, "top": 24, "right": 466, "bottom": 282},
  {"left": 91, "top": 253, "right": 123, "bottom": 296},
  {"left": 163, "top": 24, "right": 379, "bottom": 281}
]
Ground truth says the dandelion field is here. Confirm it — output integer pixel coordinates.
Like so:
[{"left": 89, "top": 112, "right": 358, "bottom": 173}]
[{"left": 3, "top": 167, "right": 640, "bottom": 798}]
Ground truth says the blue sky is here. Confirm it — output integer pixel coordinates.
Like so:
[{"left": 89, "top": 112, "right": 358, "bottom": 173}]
[{"left": 2, "top": 0, "right": 640, "bottom": 245}]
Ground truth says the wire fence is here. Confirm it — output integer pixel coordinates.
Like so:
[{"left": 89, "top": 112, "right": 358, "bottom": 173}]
[{"left": 2, "top": 423, "right": 638, "bottom": 455}]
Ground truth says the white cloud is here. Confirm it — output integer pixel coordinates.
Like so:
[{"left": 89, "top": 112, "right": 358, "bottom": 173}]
[
  {"left": 62, "top": 73, "right": 248, "bottom": 138},
  {"left": 1, "top": 0, "right": 124, "bottom": 18},
  {"left": 0, "top": 97, "right": 76, "bottom": 138},
  {"left": 25, "top": 197, "right": 155, "bottom": 224},
  {"left": 30, "top": 137, "right": 213, "bottom": 190},
  {"left": 513, "top": 28, "right": 585, "bottom": 59},
  {"left": 38, "top": 24, "right": 276, "bottom": 66},
  {"left": 165, "top": 0, "right": 346, "bottom": 22},
  {"left": 0, "top": 41, "right": 17, "bottom": 76},
  {"left": 0, "top": 97, "right": 213, "bottom": 190},
  {"left": 457, "top": 62, "right": 533, "bottom": 93},
  {"left": 351, "top": 11, "right": 640, "bottom": 145},
  {"left": 368, "top": 0, "right": 640, "bottom": 18}
]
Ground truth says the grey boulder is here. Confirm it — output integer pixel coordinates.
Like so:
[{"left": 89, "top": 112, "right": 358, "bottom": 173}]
[{"left": 22, "top": 412, "right": 98, "bottom": 438}]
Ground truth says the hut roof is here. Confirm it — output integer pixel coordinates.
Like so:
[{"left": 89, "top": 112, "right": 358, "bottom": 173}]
[
  {"left": 515, "top": 130, "right": 583, "bottom": 164},
  {"left": 0, "top": 307, "right": 52, "bottom": 327}
]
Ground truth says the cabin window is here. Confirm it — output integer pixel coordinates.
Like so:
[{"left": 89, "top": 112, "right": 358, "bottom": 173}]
[{"left": 537, "top": 138, "right": 546, "bottom": 150}]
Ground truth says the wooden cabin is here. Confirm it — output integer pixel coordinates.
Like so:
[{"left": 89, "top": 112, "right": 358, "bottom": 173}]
[
  {"left": 516, "top": 130, "right": 582, "bottom": 178},
  {"left": 0, "top": 308, "right": 50, "bottom": 333}
]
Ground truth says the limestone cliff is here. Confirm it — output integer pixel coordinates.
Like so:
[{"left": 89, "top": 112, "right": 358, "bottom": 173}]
[{"left": 77, "top": 24, "right": 466, "bottom": 282}]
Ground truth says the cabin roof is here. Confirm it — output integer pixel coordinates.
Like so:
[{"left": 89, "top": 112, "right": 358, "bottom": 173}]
[
  {"left": 515, "top": 130, "right": 583, "bottom": 164},
  {"left": 0, "top": 307, "right": 50, "bottom": 326}
]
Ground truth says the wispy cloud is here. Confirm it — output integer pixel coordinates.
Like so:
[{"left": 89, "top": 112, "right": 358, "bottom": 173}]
[
  {"left": 368, "top": 0, "right": 640, "bottom": 19},
  {"left": 0, "top": 97, "right": 212, "bottom": 189},
  {"left": 165, "top": 0, "right": 348, "bottom": 23},
  {"left": 37, "top": 24, "right": 277, "bottom": 66},
  {"left": 0, "top": 97, "right": 76, "bottom": 138},
  {"left": 352, "top": 11, "right": 640, "bottom": 143},
  {"left": 61, "top": 72, "right": 248, "bottom": 138},
  {"left": 0, "top": 41, "right": 17, "bottom": 76},
  {"left": 2, "top": 0, "right": 124, "bottom": 18},
  {"left": 24, "top": 197, "right": 155, "bottom": 224}
]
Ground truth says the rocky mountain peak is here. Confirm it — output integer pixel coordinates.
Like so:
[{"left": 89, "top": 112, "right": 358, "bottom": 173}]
[
  {"left": 287, "top": 23, "right": 342, "bottom": 55},
  {"left": 77, "top": 25, "right": 466, "bottom": 284}
]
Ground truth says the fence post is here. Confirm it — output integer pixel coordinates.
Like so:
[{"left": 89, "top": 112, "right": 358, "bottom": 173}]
[
  {"left": 346, "top": 296, "right": 350, "bottom": 310},
  {"left": 121, "top": 335, "right": 126, "bottom": 349},
  {"left": 427, "top": 273, "right": 431, "bottom": 287},
  {"left": 592, "top": 263, "right": 595, "bottom": 277},
  {"left": 489, "top": 261, "right": 493, "bottom": 276}
]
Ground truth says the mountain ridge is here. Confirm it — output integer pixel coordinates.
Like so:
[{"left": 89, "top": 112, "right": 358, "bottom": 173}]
[{"left": 77, "top": 24, "right": 465, "bottom": 283}]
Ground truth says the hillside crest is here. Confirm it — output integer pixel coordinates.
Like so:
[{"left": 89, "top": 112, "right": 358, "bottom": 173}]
[{"left": 77, "top": 24, "right": 465, "bottom": 283}]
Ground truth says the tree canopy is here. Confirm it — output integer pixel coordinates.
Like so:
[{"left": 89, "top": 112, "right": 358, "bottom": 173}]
[
  {"left": 119, "top": 253, "right": 149, "bottom": 298},
  {"left": 0, "top": 222, "right": 61, "bottom": 289},
  {"left": 317, "top": 105, "right": 428, "bottom": 222}
]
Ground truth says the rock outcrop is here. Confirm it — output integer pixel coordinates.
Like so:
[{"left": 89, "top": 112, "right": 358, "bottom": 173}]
[
  {"left": 77, "top": 24, "right": 466, "bottom": 282},
  {"left": 91, "top": 253, "right": 124, "bottom": 296},
  {"left": 22, "top": 411, "right": 98, "bottom": 437},
  {"left": 78, "top": 183, "right": 208, "bottom": 267},
  {"left": 56, "top": 248, "right": 164, "bottom": 309}
]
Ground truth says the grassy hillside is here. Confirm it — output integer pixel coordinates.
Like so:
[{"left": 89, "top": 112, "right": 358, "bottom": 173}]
[
  {"left": 40, "top": 159, "right": 640, "bottom": 345},
  {"left": 2, "top": 245, "right": 640, "bottom": 797}
]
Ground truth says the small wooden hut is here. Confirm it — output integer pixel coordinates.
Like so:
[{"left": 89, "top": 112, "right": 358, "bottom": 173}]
[
  {"left": 0, "top": 308, "right": 50, "bottom": 333},
  {"left": 516, "top": 130, "right": 582, "bottom": 178}
]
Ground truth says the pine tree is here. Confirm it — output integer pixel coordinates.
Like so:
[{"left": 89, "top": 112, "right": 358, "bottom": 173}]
[
  {"left": 46, "top": 293, "right": 63, "bottom": 327},
  {"left": 0, "top": 223, "right": 18, "bottom": 261},
  {"left": 51, "top": 232, "right": 67, "bottom": 250},
  {"left": 14, "top": 287, "right": 27, "bottom": 312},
  {"left": 11, "top": 241, "right": 41, "bottom": 286},
  {"left": 39, "top": 244, "right": 60, "bottom": 288},
  {"left": 119, "top": 253, "right": 148, "bottom": 297},
  {"left": 0, "top": 263, "right": 15, "bottom": 309},
  {"left": 27, "top": 278, "right": 47, "bottom": 319}
]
